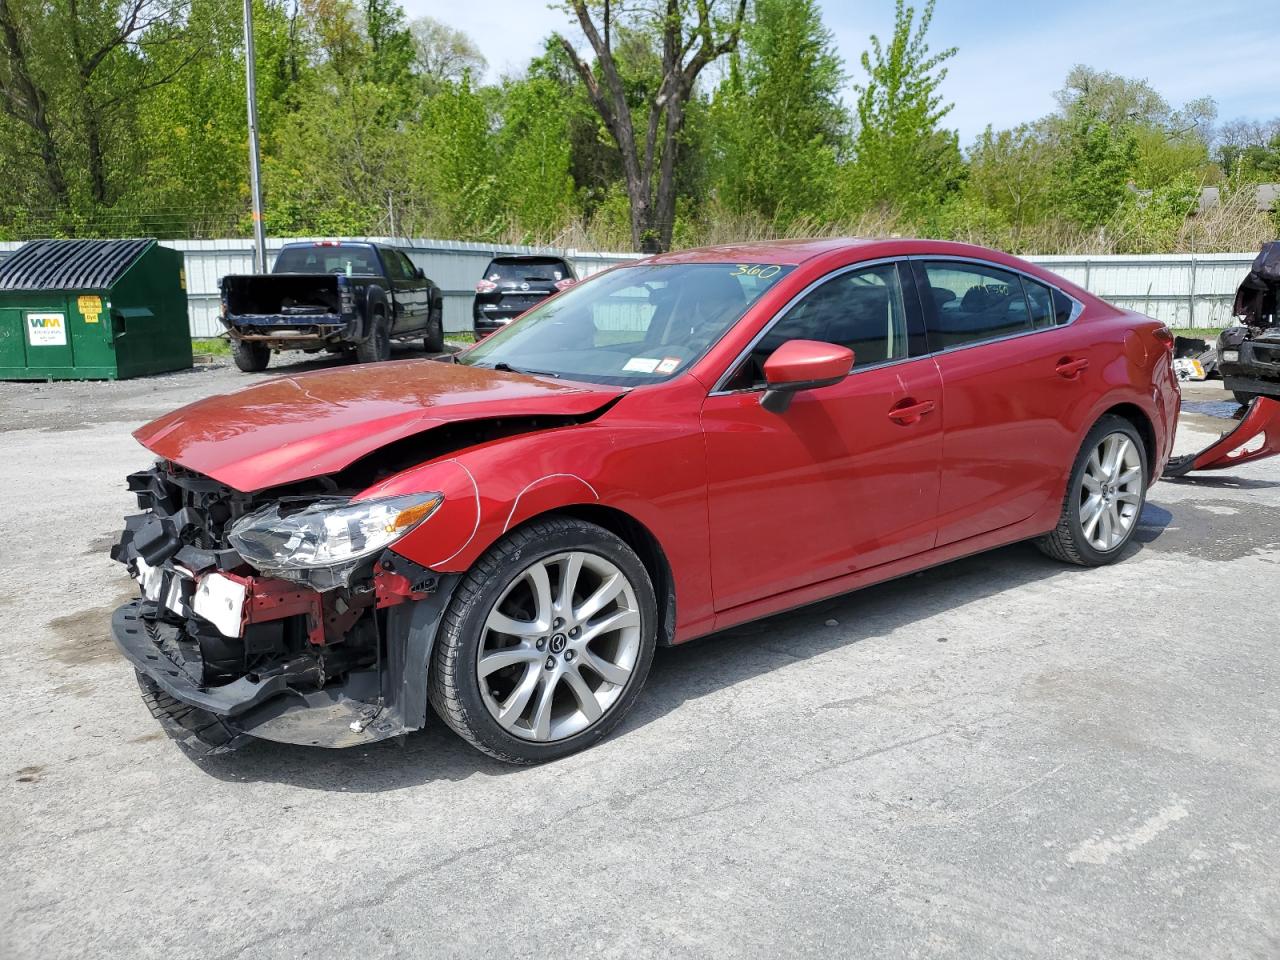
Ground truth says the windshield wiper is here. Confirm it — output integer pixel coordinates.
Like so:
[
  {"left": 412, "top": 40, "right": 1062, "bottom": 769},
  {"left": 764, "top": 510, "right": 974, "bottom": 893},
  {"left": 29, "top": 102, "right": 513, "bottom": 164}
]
[{"left": 491, "top": 361, "right": 560, "bottom": 379}]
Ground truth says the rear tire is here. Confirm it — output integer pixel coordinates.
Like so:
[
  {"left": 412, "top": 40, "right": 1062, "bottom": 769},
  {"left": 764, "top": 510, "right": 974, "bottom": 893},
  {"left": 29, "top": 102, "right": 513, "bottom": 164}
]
[
  {"left": 231, "top": 339, "right": 270, "bottom": 373},
  {"left": 1233, "top": 391, "right": 1256, "bottom": 407},
  {"left": 1037, "top": 415, "right": 1148, "bottom": 567},
  {"left": 424, "top": 301, "right": 445, "bottom": 353},
  {"left": 429, "top": 517, "right": 657, "bottom": 764},
  {"left": 355, "top": 308, "right": 390, "bottom": 363}
]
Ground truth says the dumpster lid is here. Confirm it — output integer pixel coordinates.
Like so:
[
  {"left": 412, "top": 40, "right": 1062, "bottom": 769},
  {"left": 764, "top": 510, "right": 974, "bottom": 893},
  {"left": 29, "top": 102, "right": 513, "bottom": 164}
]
[{"left": 0, "top": 238, "right": 155, "bottom": 291}]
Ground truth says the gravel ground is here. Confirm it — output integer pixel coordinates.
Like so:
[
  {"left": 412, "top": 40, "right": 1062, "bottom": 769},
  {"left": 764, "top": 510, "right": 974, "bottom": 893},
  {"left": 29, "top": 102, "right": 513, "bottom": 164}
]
[{"left": 0, "top": 357, "right": 1277, "bottom": 960}]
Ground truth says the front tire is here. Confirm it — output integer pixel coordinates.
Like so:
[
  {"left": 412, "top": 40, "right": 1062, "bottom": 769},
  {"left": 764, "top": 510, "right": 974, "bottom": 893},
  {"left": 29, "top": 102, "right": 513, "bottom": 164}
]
[
  {"left": 1037, "top": 415, "right": 1148, "bottom": 566},
  {"left": 355, "top": 308, "right": 390, "bottom": 363},
  {"left": 231, "top": 338, "right": 270, "bottom": 372},
  {"left": 1233, "top": 391, "right": 1256, "bottom": 407},
  {"left": 429, "top": 517, "right": 657, "bottom": 764}
]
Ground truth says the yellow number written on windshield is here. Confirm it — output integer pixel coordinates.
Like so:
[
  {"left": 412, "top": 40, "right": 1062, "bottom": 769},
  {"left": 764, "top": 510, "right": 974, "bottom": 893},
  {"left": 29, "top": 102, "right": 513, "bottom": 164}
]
[{"left": 730, "top": 264, "right": 782, "bottom": 279}]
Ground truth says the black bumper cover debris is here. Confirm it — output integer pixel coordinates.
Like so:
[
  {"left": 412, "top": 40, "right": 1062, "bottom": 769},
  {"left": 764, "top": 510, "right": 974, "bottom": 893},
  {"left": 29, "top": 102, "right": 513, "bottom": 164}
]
[{"left": 113, "top": 574, "right": 460, "bottom": 754}]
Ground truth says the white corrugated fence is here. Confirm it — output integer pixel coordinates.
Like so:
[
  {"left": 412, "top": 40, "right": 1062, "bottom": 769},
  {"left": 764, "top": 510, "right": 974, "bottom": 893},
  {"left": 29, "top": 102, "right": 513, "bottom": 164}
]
[{"left": 0, "top": 238, "right": 1257, "bottom": 335}]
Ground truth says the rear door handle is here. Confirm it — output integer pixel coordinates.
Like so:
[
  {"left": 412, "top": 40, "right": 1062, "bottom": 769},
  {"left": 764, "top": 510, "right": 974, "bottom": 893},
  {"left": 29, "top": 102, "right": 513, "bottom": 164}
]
[
  {"left": 1055, "top": 357, "right": 1089, "bottom": 379},
  {"left": 888, "top": 399, "right": 936, "bottom": 425}
]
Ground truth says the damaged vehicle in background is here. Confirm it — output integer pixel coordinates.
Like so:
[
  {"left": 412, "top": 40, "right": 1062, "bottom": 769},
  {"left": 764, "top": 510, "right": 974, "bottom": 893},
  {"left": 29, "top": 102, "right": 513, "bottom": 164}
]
[
  {"left": 1218, "top": 241, "right": 1280, "bottom": 405},
  {"left": 111, "top": 238, "right": 1280, "bottom": 765}
]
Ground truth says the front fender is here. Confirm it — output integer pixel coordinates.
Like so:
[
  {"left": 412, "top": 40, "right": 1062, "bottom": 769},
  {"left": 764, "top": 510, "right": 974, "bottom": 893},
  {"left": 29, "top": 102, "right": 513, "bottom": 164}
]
[
  {"left": 366, "top": 458, "right": 604, "bottom": 572},
  {"left": 351, "top": 398, "right": 715, "bottom": 639},
  {"left": 356, "top": 458, "right": 483, "bottom": 569}
]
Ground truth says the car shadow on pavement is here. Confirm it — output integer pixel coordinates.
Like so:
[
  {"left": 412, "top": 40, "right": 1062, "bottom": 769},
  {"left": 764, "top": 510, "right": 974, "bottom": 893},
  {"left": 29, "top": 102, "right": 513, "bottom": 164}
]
[
  {"left": 630, "top": 537, "right": 1154, "bottom": 736},
  {"left": 191, "top": 531, "right": 1158, "bottom": 791}
]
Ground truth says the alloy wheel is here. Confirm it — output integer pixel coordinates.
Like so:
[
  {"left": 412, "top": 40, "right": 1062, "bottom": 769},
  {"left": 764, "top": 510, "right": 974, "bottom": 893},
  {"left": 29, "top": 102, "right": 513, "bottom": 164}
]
[
  {"left": 477, "top": 551, "right": 642, "bottom": 742},
  {"left": 1079, "top": 432, "right": 1144, "bottom": 551}
]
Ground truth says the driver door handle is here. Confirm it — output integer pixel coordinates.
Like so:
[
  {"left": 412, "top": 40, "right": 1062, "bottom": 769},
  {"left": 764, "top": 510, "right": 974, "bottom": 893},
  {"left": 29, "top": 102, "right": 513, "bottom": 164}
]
[{"left": 888, "top": 399, "right": 936, "bottom": 425}]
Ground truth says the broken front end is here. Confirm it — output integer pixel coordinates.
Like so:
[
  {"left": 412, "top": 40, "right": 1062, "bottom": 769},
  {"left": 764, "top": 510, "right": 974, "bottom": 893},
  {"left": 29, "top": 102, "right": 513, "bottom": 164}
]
[
  {"left": 110, "top": 462, "right": 455, "bottom": 755},
  {"left": 1218, "top": 241, "right": 1280, "bottom": 402}
]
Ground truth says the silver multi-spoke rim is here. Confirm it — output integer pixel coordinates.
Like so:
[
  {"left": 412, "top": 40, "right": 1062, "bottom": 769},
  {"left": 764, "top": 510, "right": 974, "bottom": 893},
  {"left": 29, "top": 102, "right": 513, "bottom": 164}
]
[
  {"left": 1079, "top": 432, "right": 1143, "bottom": 552},
  {"left": 477, "top": 551, "right": 642, "bottom": 743}
]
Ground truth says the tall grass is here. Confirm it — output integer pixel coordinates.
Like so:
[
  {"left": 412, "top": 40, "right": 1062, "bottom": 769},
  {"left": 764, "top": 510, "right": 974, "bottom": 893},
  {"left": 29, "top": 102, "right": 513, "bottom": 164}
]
[{"left": 500, "top": 188, "right": 1275, "bottom": 256}]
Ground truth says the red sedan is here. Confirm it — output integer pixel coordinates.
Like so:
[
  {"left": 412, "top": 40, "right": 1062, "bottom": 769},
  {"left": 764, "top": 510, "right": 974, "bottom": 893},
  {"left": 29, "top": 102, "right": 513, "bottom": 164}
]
[{"left": 113, "top": 238, "right": 1189, "bottom": 762}]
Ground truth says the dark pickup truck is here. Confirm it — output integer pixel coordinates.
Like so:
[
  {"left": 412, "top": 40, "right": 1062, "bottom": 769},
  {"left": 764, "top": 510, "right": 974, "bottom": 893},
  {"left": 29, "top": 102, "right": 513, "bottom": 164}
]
[{"left": 219, "top": 241, "right": 444, "bottom": 372}]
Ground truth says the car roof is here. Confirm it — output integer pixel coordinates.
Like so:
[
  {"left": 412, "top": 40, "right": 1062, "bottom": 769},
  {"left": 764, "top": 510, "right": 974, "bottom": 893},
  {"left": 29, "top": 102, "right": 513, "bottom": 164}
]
[
  {"left": 488, "top": 254, "right": 570, "bottom": 263},
  {"left": 643, "top": 237, "right": 878, "bottom": 266},
  {"left": 279, "top": 240, "right": 375, "bottom": 250},
  {"left": 641, "top": 237, "right": 1054, "bottom": 268}
]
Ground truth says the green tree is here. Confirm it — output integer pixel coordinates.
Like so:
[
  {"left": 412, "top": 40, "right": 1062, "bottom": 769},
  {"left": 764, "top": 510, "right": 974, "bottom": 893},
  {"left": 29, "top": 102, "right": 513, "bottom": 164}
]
[
  {"left": 496, "top": 75, "right": 577, "bottom": 240},
  {"left": 0, "top": 0, "right": 197, "bottom": 229},
  {"left": 263, "top": 76, "right": 410, "bottom": 235},
  {"left": 1053, "top": 112, "right": 1136, "bottom": 228},
  {"left": 845, "top": 0, "right": 962, "bottom": 218},
  {"left": 709, "top": 0, "right": 845, "bottom": 226},
  {"left": 410, "top": 75, "right": 500, "bottom": 238},
  {"left": 961, "top": 123, "right": 1054, "bottom": 245},
  {"left": 362, "top": 0, "right": 414, "bottom": 89},
  {"left": 408, "top": 15, "right": 486, "bottom": 90},
  {"left": 554, "top": 0, "right": 748, "bottom": 251},
  {"left": 1111, "top": 173, "right": 1199, "bottom": 253},
  {"left": 130, "top": 0, "right": 305, "bottom": 237}
]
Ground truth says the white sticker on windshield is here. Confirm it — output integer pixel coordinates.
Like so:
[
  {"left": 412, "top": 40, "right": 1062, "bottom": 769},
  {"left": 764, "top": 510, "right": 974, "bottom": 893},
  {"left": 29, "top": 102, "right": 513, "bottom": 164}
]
[
  {"left": 656, "top": 357, "right": 681, "bottom": 374},
  {"left": 623, "top": 357, "right": 660, "bottom": 373}
]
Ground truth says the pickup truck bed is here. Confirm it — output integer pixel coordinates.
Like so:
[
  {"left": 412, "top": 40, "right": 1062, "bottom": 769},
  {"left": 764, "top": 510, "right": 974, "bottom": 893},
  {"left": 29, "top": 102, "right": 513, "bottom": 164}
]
[{"left": 219, "top": 242, "right": 444, "bottom": 372}]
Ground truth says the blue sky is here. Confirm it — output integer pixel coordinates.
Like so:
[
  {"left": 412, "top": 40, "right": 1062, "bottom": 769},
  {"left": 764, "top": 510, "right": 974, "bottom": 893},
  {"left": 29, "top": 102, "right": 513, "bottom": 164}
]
[{"left": 403, "top": 0, "right": 1274, "bottom": 144}]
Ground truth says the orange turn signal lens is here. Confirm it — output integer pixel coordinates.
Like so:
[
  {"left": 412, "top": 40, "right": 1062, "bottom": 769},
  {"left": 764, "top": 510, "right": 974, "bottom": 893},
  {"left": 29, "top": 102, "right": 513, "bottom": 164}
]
[{"left": 383, "top": 496, "right": 442, "bottom": 534}]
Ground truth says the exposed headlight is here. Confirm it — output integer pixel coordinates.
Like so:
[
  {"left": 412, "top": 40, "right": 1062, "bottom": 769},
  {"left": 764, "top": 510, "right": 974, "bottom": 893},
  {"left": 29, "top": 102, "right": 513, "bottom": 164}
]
[
  {"left": 1221, "top": 349, "right": 1239, "bottom": 363},
  {"left": 228, "top": 493, "right": 442, "bottom": 589}
]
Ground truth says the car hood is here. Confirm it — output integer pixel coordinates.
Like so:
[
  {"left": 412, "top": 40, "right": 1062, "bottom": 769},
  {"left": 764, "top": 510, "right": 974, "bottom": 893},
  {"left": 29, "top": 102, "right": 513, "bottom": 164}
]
[{"left": 134, "top": 359, "right": 624, "bottom": 491}]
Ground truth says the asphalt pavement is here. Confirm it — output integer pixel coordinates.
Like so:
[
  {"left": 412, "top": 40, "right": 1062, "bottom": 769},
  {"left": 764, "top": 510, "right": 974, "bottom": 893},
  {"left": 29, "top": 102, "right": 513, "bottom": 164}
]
[{"left": 1, "top": 355, "right": 1276, "bottom": 959}]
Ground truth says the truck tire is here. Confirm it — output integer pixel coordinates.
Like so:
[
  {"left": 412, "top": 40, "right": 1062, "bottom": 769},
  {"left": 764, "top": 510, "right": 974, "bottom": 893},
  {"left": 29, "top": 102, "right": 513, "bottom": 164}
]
[
  {"left": 1233, "top": 391, "right": 1256, "bottom": 407},
  {"left": 356, "top": 307, "right": 391, "bottom": 363},
  {"left": 231, "top": 339, "right": 270, "bottom": 373},
  {"left": 424, "top": 300, "right": 445, "bottom": 353}
]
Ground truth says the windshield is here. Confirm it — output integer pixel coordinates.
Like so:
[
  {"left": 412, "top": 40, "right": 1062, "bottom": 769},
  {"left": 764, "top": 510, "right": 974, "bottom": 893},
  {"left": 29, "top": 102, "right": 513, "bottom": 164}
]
[
  {"left": 274, "top": 245, "right": 379, "bottom": 276},
  {"left": 459, "top": 262, "right": 795, "bottom": 385},
  {"left": 484, "top": 258, "right": 571, "bottom": 284}
]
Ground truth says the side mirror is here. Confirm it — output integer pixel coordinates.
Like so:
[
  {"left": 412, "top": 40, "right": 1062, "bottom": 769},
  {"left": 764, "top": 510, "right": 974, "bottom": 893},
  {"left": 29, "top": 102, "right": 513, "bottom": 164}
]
[
  {"left": 413, "top": 266, "right": 426, "bottom": 280},
  {"left": 760, "top": 339, "right": 854, "bottom": 414}
]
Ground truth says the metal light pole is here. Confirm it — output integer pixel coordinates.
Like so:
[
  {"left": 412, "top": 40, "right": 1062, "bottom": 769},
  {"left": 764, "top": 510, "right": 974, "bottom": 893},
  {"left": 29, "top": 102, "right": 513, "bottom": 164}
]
[{"left": 243, "top": 0, "right": 267, "bottom": 272}]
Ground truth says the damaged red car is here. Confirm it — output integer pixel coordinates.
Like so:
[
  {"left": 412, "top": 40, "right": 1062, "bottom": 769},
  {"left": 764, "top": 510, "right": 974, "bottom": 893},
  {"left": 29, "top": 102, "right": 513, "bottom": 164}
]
[{"left": 111, "top": 238, "right": 1277, "bottom": 764}]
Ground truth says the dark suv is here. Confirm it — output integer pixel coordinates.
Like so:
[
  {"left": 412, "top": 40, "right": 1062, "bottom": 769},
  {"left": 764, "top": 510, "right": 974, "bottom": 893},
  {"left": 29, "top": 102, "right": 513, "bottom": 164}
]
[{"left": 473, "top": 255, "right": 576, "bottom": 337}]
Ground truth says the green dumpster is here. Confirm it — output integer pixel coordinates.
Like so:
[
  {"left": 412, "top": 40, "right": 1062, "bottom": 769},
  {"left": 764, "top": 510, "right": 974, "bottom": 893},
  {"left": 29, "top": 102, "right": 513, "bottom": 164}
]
[{"left": 0, "top": 238, "right": 193, "bottom": 380}]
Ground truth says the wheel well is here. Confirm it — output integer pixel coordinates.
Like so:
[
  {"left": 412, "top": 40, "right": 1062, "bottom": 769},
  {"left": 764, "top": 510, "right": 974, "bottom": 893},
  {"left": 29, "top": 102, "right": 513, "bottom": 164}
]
[
  {"left": 526, "top": 504, "right": 677, "bottom": 647},
  {"left": 1101, "top": 403, "right": 1157, "bottom": 479}
]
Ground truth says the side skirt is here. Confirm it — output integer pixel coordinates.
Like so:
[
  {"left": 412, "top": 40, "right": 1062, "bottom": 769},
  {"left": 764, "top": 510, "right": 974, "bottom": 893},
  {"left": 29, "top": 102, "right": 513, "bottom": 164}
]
[{"left": 703, "top": 511, "right": 1060, "bottom": 639}]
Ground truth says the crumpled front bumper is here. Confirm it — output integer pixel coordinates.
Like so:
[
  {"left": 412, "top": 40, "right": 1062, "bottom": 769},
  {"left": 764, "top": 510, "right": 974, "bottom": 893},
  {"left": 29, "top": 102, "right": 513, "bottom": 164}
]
[{"left": 112, "top": 599, "right": 404, "bottom": 756}]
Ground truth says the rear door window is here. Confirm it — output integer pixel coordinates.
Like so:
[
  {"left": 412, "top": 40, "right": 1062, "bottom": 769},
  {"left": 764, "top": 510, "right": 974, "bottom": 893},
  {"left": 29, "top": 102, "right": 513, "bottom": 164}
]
[{"left": 918, "top": 261, "right": 1033, "bottom": 349}]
